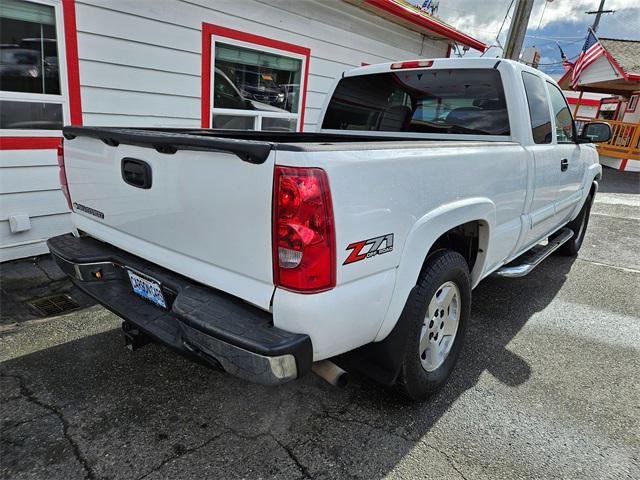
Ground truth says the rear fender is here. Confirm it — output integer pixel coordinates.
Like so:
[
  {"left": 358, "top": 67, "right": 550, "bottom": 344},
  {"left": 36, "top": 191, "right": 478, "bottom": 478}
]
[{"left": 375, "top": 198, "right": 495, "bottom": 342}]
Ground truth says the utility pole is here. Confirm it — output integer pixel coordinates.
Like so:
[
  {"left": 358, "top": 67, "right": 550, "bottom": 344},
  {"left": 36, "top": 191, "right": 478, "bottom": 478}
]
[
  {"left": 503, "top": 0, "right": 535, "bottom": 61},
  {"left": 586, "top": 0, "right": 615, "bottom": 33}
]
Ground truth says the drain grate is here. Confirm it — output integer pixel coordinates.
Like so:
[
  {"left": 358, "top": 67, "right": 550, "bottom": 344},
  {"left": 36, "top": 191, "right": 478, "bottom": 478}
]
[{"left": 28, "top": 294, "right": 80, "bottom": 317}]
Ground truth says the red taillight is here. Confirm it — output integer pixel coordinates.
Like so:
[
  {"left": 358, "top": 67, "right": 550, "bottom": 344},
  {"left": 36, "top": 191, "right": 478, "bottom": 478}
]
[
  {"left": 57, "top": 140, "right": 73, "bottom": 210},
  {"left": 273, "top": 166, "right": 335, "bottom": 293},
  {"left": 390, "top": 59, "right": 433, "bottom": 69}
]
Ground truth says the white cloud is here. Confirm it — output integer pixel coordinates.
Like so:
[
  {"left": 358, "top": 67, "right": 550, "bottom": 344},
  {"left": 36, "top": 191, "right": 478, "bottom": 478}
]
[{"left": 437, "top": 0, "right": 640, "bottom": 47}]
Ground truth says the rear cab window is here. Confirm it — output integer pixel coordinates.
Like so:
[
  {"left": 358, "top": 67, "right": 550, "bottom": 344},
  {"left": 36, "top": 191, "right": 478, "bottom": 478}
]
[{"left": 322, "top": 68, "right": 510, "bottom": 136}]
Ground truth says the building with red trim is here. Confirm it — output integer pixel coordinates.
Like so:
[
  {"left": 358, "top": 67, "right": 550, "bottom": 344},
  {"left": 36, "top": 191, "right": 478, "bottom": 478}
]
[
  {"left": 559, "top": 37, "right": 640, "bottom": 94},
  {"left": 564, "top": 91, "right": 606, "bottom": 120},
  {"left": 559, "top": 37, "right": 640, "bottom": 172},
  {"left": 0, "top": 0, "right": 485, "bottom": 261}
]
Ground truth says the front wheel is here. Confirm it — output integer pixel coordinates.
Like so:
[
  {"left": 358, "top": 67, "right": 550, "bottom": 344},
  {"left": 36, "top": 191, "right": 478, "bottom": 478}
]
[{"left": 397, "top": 250, "right": 471, "bottom": 401}]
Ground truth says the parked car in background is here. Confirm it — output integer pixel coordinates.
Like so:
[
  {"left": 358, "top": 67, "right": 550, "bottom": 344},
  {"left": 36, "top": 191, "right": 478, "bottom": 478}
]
[
  {"left": 212, "top": 67, "right": 287, "bottom": 129},
  {"left": 0, "top": 38, "right": 59, "bottom": 94},
  {"left": 231, "top": 67, "right": 283, "bottom": 106},
  {"left": 278, "top": 83, "right": 300, "bottom": 112},
  {"left": 0, "top": 47, "right": 40, "bottom": 81},
  {"left": 49, "top": 58, "right": 611, "bottom": 401}
]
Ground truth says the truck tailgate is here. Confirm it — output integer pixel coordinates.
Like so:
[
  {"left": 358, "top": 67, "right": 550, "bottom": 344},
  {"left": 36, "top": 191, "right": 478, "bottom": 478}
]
[{"left": 62, "top": 129, "right": 276, "bottom": 309}]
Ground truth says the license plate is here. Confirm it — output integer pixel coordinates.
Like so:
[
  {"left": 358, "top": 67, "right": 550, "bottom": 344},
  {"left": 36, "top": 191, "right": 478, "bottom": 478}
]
[{"left": 127, "top": 270, "right": 167, "bottom": 309}]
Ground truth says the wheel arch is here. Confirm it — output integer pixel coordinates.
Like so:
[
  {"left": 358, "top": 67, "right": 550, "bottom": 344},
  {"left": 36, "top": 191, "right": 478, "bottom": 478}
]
[{"left": 375, "top": 197, "right": 495, "bottom": 342}]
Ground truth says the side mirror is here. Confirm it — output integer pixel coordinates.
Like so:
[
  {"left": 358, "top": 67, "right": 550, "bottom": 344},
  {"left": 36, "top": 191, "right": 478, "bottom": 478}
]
[{"left": 578, "top": 121, "right": 612, "bottom": 143}]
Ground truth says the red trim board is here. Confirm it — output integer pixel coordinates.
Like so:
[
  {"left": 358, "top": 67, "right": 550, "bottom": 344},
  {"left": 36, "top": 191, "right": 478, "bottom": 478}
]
[
  {"left": 0, "top": 137, "right": 62, "bottom": 150},
  {"left": 602, "top": 49, "right": 628, "bottom": 80},
  {"left": 364, "top": 0, "right": 486, "bottom": 52},
  {"left": 1, "top": 1, "right": 82, "bottom": 151},
  {"left": 201, "top": 23, "right": 311, "bottom": 131},
  {"left": 567, "top": 97, "right": 600, "bottom": 106},
  {"left": 559, "top": 42, "right": 639, "bottom": 88},
  {"left": 62, "top": 0, "right": 82, "bottom": 126}
]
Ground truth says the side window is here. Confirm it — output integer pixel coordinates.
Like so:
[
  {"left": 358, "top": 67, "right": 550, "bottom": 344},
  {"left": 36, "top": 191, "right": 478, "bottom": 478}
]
[
  {"left": 547, "top": 83, "right": 576, "bottom": 143},
  {"left": 521, "top": 72, "right": 551, "bottom": 144}
]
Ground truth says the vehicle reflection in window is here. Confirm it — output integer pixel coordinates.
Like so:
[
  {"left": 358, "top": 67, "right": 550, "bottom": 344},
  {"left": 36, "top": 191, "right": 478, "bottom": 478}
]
[
  {"left": 0, "top": 0, "right": 60, "bottom": 95},
  {"left": 214, "top": 42, "right": 302, "bottom": 114},
  {"left": 212, "top": 67, "right": 296, "bottom": 130},
  {"left": 213, "top": 67, "right": 290, "bottom": 112}
]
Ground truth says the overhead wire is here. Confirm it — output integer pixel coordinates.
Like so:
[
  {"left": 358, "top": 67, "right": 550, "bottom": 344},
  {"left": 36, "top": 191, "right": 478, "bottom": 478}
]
[{"left": 481, "top": 0, "right": 515, "bottom": 57}]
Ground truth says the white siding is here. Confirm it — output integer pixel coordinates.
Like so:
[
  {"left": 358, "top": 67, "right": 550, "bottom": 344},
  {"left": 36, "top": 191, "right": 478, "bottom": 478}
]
[
  {"left": 578, "top": 55, "right": 623, "bottom": 86},
  {"left": 75, "top": 0, "right": 449, "bottom": 130},
  {"left": 0, "top": 148, "right": 71, "bottom": 262}
]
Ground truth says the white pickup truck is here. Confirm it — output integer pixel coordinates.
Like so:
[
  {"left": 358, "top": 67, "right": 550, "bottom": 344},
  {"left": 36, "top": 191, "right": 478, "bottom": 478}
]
[{"left": 49, "top": 58, "right": 611, "bottom": 401}]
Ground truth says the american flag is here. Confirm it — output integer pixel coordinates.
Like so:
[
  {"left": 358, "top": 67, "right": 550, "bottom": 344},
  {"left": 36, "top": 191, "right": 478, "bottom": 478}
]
[{"left": 571, "top": 29, "right": 606, "bottom": 88}]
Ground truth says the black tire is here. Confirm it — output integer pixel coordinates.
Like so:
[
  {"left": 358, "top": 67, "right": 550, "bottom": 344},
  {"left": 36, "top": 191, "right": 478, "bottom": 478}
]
[
  {"left": 555, "top": 192, "right": 594, "bottom": 257},
  {"left": 396, "top": 250, "right": 471, "bottom": 401}
]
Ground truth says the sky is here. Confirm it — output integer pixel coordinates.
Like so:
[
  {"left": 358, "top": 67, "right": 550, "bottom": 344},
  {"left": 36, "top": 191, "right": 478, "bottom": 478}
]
[{"left": 432, "top": 0, "right": 640, "bottom": 78}]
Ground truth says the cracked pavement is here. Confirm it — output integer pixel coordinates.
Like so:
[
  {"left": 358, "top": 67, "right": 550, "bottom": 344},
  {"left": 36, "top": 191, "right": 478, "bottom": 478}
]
[{"left": 1, "top": 168, "right": 639, "bottom": 479}]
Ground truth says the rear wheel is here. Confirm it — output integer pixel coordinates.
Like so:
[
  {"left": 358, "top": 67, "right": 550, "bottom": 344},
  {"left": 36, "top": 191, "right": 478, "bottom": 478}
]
[
  {"left": 397, "top": 250, "right": 471, "bottom": 401},
  {"left": 555, "top": 192, "right": 594, "bottom": 256}
]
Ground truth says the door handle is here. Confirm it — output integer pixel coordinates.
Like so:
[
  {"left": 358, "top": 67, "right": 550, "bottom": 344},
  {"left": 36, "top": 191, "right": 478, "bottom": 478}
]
[
  {"left": 560, "top": 158, "right": 569, "bottom": 172},
  {"left": 122, "top": 158, "right": 152, "bottom": 189}
]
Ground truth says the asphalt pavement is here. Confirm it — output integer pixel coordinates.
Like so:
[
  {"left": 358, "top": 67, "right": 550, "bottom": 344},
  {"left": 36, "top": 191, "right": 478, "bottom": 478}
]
[{"left": 1, "top": 168, "right": 638, "bottom": 480}]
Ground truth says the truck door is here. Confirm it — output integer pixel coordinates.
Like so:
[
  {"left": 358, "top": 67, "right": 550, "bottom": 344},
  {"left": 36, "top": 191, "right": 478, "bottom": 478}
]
[
  {"left": 521, "top": 71, "right": 559, "bottom": 246},
  {"left": 546, "top": 82, "right": 586, "bottom": 223}
]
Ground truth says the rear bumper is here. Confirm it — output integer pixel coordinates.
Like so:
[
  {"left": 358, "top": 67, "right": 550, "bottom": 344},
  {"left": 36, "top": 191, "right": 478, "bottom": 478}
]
[{"left": 47, "top": 234, "right": 312, "bottom": 385}]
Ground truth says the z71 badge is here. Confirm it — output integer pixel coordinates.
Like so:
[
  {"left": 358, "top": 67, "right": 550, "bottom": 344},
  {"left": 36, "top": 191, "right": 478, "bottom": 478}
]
[{"left": 343, "top": 233, "right": 394, "bottom": 265}]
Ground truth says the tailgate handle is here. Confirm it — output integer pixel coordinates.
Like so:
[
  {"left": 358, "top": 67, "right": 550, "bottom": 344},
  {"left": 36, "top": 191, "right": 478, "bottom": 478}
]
[{"left": 122, "top": 158, "right": 152, "bottom": 189}]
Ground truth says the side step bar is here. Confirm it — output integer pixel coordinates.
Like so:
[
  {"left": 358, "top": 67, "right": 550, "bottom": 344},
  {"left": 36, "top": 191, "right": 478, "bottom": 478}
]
[{"left": 494, "top": 228, "right": 574, "bottom": 278}]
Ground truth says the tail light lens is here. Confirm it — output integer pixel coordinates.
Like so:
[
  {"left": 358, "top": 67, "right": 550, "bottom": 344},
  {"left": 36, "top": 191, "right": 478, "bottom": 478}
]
[
  {"left": 57, "top": 140, "right": 73, "bottom": 210},
  {"left": 273, "top": 166, "right": 335, "bottom": 293}
]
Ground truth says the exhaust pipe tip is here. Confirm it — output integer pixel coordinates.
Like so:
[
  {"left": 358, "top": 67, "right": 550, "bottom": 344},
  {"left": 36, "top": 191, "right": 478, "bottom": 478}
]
[{"left": 312, "top": 360, "right": 349, "bottom": 388}]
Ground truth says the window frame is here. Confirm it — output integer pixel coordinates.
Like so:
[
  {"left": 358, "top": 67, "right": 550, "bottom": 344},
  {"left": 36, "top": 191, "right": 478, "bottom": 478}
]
[
  {"left": 0, "top": 0, "right": 72, "bottom": 136},
  {"left": 546, "top": 81, "right": 577, "bottom": 144},
  {"left": 626, "top": 94, "right": 638, "bottom": 113},
  {"left": 201, "top": 23, "right": 310, "bottom": 132}
]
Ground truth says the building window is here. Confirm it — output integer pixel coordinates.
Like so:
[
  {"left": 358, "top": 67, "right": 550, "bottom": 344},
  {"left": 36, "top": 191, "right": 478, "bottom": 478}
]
[
  {"left": 212, "top": 43, "right": 302, "bottom": 130},
  {"left": 627, "top": 94, "right": 638, "bottom": 113},
  {"left": 0, "top": 0, "right": 65, "bottom": 130},
  {"left": 202, "top": 23, "right": 310, "bottom": 131}
]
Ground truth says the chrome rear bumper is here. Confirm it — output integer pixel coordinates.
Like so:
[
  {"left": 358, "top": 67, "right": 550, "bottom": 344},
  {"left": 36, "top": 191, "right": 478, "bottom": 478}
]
[{"left": 48, "top": 233, "right": 312, "bottom": 386}]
